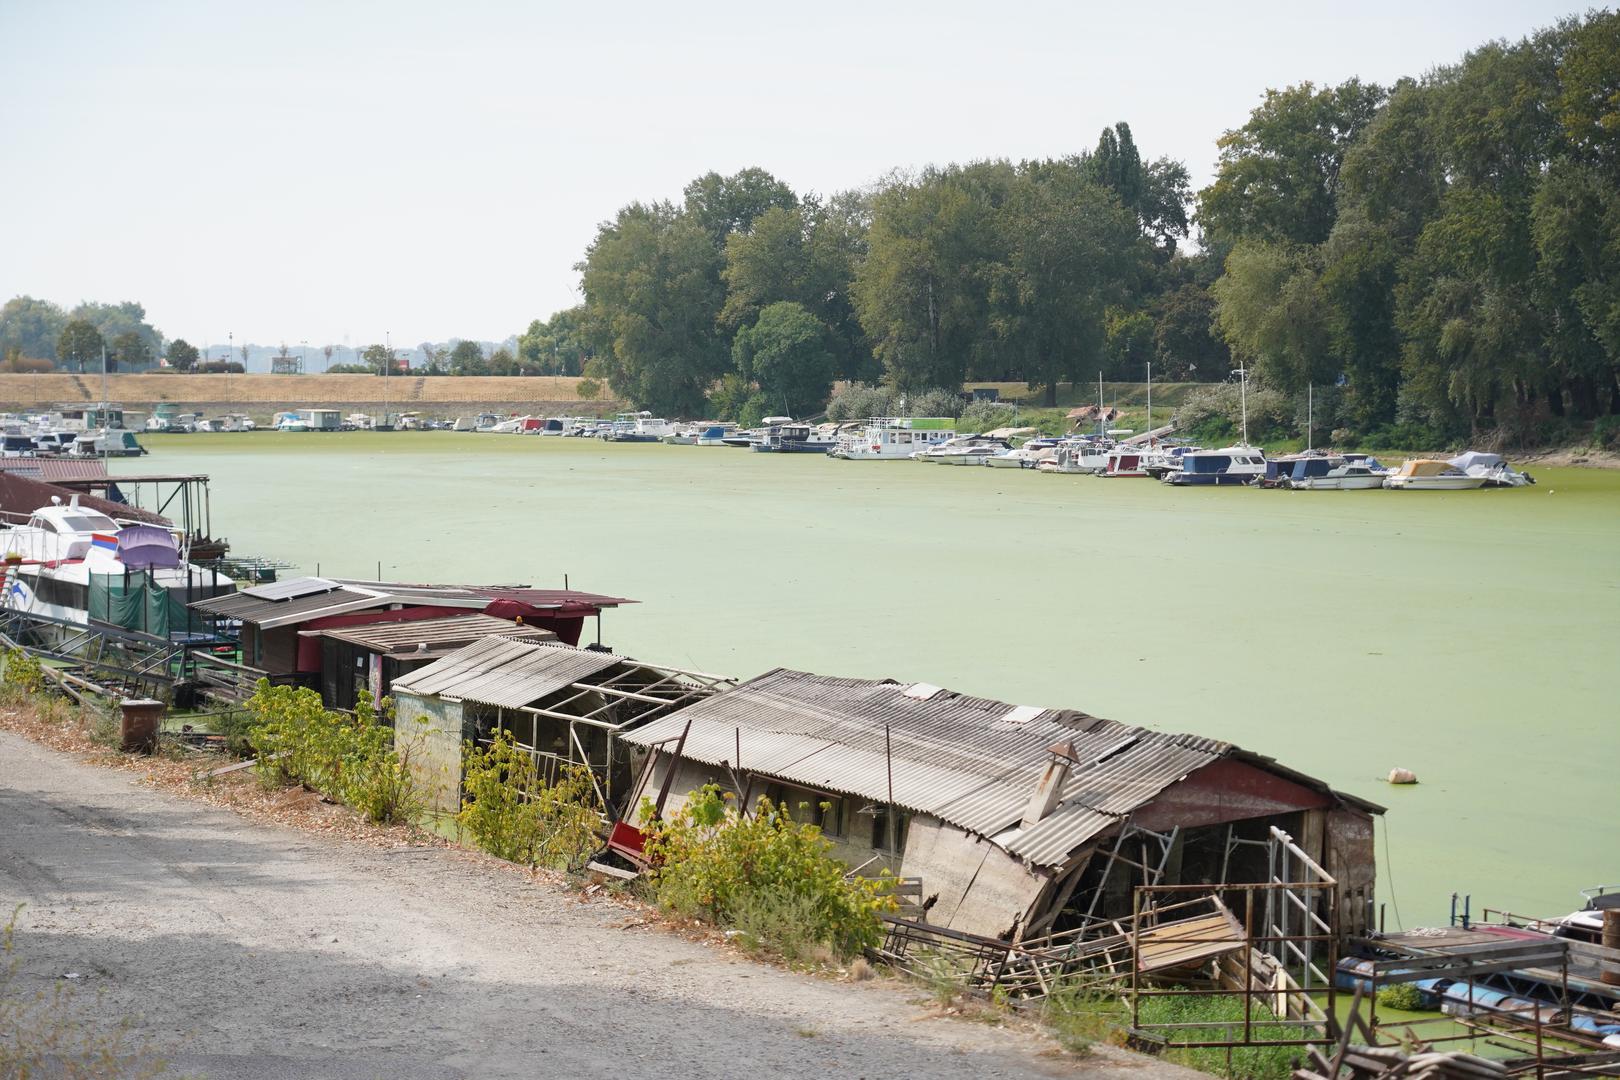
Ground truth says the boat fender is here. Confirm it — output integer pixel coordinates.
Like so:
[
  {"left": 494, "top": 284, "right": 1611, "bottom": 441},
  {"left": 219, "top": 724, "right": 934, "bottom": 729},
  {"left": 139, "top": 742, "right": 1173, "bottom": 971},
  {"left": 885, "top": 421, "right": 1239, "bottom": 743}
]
[{"left": 1387, "top": 767, "right": 1418, "bottom": 785}]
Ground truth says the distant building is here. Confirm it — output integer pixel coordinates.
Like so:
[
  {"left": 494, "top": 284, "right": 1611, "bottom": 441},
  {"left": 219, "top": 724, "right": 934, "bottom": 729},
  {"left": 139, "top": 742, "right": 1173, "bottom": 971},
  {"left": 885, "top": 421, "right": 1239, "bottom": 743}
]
[{"left": 271, "top": 353, "right": 303, "bottom": 375}]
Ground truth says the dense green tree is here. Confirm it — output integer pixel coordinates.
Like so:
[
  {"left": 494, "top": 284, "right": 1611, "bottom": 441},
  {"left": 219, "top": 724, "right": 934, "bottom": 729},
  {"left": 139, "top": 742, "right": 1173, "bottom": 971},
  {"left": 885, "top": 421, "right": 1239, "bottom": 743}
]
[
  {"left": 55, "top": 319, "right": 104, "bottom": 371},
  {"left": 518, "top": 306, "right": 593, "bottom": 376},
  {"left": 167, "top": 338, "right": 200, "bottom": 371},
  {"left": 362, "top": 343, "right": 396, "bottom": 375},
  {"left": 1556, "top": 11, "right": 1620, "bottom": 169},
  {"left": 69, "top": 301, "right": 161, "bottom": 361},
  {"left": 854, "top": 162, "right": 1013, "bottom": 390},
  {"left": 448, "top": 339, "right": 487, "bottom": 376},
  {"left": 1103, "top": 308, "right": 1155, "bottom": 381},
  {"left": 1198, "top": 80, "right": 1386, "bottom": 248},
  {"left": 682, "top": 168, "right": 798, "bottom": 247},
  {"left": 0, "top": 296, "right": 66, "bottom": 360},
  {"left": 731, "top": 301, "right": 836, "bottom": 418},
  {"left": 987, "top": 165, "right": 1145, "bottom": 404},
  {"left": 578, "top": 201, "right": 728, "bottom": 415},
  {"left": 1211, "top": 242, "right": 1335, "bottom": 393},
  {"left": 1152, "top": 283, "right": 1229, "bottom": 381},
  {"left": 110, "top": 330, "right": 150, "bottom": 371},
  {"left": 1083, "top": 123, "right": 1192, "bottom": 253}
]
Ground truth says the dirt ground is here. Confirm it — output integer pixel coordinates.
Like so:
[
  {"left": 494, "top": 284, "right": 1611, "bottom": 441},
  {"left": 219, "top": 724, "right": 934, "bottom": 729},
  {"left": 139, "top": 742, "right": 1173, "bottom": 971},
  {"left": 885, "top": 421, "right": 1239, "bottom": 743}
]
[{"left": 0, "top": 730, "right": 1198, "bottom": 1079}]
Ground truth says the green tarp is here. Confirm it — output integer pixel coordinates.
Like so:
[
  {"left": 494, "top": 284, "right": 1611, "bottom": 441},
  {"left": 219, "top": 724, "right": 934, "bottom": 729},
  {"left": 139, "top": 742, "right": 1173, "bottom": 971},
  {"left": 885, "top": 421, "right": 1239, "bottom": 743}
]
[{"left": 88, "top": 572, "right": 193, "bottom": 637}]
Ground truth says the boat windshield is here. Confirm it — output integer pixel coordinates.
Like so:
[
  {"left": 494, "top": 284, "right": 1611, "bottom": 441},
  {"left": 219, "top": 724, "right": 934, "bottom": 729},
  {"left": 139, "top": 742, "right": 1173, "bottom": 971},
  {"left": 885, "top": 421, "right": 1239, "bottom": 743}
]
[{"left": 57, "top": 512, "right": 119, "bottom": 534}]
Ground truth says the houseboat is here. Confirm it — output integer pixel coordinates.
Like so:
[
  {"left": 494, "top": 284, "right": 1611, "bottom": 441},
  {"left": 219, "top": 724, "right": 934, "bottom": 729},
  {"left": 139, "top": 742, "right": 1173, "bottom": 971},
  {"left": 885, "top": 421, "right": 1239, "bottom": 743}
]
[
  {"left": 1161, "top": 446, "right": 1268, "bottom": 486},
  {"left": 1099, "top": 446, "right": 1151, "bottom": 477},
  {"left": 753, "top": 423, "right": 840, "bottom": 453},
  {"left": 831, "top": 418, "right": 956, "bottom": 460}
]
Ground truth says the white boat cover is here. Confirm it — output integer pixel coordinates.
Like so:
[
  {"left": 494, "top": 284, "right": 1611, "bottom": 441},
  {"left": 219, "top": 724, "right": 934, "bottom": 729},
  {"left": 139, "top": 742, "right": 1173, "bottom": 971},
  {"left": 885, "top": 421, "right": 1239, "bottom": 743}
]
[{"left": 1450, "top": 451, "right": 1505, "bottom": 471}]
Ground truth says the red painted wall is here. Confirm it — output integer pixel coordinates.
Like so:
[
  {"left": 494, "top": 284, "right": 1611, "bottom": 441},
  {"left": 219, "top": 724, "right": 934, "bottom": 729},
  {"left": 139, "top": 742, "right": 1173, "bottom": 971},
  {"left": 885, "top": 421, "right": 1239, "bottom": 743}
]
[{"left": 1131, "top": 758, "right": 1332, "bottom": 832}]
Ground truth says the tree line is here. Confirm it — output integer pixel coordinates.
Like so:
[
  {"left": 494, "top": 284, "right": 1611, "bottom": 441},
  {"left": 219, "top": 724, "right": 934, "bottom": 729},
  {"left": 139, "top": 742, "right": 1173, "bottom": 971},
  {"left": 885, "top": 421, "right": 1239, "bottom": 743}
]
[
  {"left": 569, "top": 10, "right": 1619, "bottom": 444},
  {"left": 0, "top": 298, "right": 164, "bottom": 373}
]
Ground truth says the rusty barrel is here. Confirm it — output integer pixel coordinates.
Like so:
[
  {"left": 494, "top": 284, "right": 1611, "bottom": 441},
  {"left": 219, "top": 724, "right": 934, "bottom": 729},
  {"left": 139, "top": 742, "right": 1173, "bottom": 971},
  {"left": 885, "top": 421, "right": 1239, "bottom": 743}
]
[{"left": 119, "top": 698, "right": 165, "bottom": 754}]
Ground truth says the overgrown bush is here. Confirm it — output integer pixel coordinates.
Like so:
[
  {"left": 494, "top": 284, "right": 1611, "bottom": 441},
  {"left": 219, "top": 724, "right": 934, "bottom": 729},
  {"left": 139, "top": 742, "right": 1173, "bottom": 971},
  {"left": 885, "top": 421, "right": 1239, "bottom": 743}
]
[
  {"left": 457, "top": 731, "right": 603, "bottom": 869},
  {"left": 1137, "top": 992, "right": 1304, "bottom": 1080},
  {"left": 1377, "top": 982, "right": 1426, "bottom": 1012},
  {"left": 0, "top": 646, "right": 46, "bottom": 700},
  {"left": 245, "top": 680, "right": 422, "bottom": 824},
  {"left": 957, "top": 400, "right": 1018, "bottom": 433},
  {"left": 1173, "top": 381, "right": 1293, "bottom": 444},
  {"left": 1592, "top": 414, "right": 1620, "bottom": 450},
  {"left": 1043, "top": 984, "right": 1124, "bottom": 1054},
  {"left": 642, "top": 785, "right": 894, "bottom": 961},
  {"left": 826, "top": 383, "right": 964, "bottom": 422}
]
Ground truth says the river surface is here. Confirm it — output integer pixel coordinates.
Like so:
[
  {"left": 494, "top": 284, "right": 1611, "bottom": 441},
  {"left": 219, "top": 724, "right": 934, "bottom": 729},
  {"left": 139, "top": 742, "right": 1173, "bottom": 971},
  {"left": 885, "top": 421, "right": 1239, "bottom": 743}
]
[{"left": 118, "top": 433, "right": 1620, "bottom": 925}]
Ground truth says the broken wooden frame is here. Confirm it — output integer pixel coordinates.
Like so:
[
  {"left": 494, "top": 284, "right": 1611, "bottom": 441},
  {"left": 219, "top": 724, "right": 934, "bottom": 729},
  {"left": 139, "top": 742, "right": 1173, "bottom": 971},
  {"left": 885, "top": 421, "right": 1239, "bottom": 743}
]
[{"left": 476, "top": 660, "right": 736, "bottom": 812}]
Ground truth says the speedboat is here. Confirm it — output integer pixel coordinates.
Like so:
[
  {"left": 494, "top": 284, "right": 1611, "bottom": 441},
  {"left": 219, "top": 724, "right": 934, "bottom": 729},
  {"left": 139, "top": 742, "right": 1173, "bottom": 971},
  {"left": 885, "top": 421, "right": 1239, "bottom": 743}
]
[
  {"left": 913, "top": 435, "right": 1010, "bottom": 464},
  {"left": 1037, "top": 440, "right": 1111, "bottom": 474},
  {"left": 1143, "top": 444, "right": 1198, "bottom": 480},
  {"left": 1280, "top": 455, "right": 1389, "bottom": 490},
  {"left": 1161, "top": 446, "right": 1267, "bottom": 486},
  {"left": 1383, "top": 459, "right": 1488, "bottom": 490},
  {"left": 695, "top": 424, "right": 735, "bottom": 446},
  {"left": 1449, "top": 451, "right": 1535, "bottom": 487},
  {"left": 987, "top": 437, "right": 1061, "bottom": 469}
]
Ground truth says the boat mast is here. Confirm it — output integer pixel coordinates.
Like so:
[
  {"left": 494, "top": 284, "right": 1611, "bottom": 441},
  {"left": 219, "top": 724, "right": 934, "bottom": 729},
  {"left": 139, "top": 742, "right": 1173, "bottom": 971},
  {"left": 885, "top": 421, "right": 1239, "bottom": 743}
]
[
  {"left": 1307, "top": 384, "right": 1313, "bottom": 452},
  {"left": 1237, "top": 366, "right": 1249, "bottom": 446},
  {"left": 1146, "top": 360, "right": 1152, "bottom": 433}
]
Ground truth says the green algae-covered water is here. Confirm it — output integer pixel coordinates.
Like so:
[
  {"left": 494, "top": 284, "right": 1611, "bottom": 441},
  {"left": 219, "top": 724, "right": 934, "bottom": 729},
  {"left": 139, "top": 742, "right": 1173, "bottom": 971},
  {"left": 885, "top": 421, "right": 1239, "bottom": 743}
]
[{"left": 119, "top": 433, "right": 1620, "bottom": 925}]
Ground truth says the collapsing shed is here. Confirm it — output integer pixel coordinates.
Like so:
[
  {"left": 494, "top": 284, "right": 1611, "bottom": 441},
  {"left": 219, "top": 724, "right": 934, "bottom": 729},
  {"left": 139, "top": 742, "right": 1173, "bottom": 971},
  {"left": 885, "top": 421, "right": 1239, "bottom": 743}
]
[
  {"left": 620, "top": 669, "right": 1382, "bottom": 942},
  {"left": 390, "top": 636, "right": 736, "bottom": 814}
]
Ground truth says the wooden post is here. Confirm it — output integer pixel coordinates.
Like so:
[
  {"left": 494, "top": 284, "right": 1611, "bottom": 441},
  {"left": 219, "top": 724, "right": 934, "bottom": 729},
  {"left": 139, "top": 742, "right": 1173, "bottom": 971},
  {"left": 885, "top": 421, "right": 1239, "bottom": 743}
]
[{"left": 1602, "top": 909, "right": 1620, "bottom": 986}]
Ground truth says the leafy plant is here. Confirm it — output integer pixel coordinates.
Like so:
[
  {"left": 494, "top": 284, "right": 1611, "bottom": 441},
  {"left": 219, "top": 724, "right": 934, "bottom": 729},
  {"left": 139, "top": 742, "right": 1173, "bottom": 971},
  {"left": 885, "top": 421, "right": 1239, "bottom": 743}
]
[
  {"left": 244, "top": 680, "right": 422, "bottom": 824},
  {"left": 457, "top": 730, "right": 603, "bottom": 869},
  {"left": 1377, "top": 982, "right": 1425, "bottom": 1012},
  {"left": 0, "top": 646, "right": 47, "bottom": 700},
  {"left": 1137, "top": 992, "right": 1304, "bottom": 1080},
  {"left": 641, "top": 786, "right": 895, "bottom": 961}
]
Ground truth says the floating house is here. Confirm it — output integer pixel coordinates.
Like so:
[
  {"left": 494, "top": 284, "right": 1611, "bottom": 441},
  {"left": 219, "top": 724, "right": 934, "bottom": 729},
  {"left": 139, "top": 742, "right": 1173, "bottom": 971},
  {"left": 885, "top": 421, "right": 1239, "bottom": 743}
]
[
  {"left": 619, "top": 669, "right": 1382, "bottom": 942},
  {"left": 189, "top": 576, "right": 633, "bottom": 702},
  {"left": 388, "top": 636, "right": 736, "bottom": 813}
]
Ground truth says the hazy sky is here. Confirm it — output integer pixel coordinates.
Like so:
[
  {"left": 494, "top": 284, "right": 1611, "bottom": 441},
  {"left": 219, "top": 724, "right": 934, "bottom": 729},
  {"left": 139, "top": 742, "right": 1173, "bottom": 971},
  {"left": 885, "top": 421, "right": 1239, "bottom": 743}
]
[{"left": 0, "top": 0, "right": 1583, "bottom": 349}]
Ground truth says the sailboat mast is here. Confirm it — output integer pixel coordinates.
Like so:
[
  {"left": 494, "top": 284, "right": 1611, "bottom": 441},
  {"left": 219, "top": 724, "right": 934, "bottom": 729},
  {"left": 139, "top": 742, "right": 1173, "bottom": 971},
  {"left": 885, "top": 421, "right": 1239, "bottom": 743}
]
[
  {"left": 1147, "top": 361, "right": 1152, "bottom": 432},
  {"left": 1239, "top": 366, "right": 1249, "bottom": 446},
  {"left": 1307, "top": 384, "right": 1313, "bottom": 452}
]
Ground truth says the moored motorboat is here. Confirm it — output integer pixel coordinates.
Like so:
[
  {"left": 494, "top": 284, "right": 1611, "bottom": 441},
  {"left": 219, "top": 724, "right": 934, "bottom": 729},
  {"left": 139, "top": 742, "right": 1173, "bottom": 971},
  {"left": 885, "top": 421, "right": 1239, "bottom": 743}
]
[
  {"left": 1280, "top": 455, "right": 1389, "bottom": 490},
  {"left": 1161, "top": 446, "right": 1267, "bottom": 486},
  {"left": 830, "top": 417, "right": 956, "bottom": 460},
  {"left": 1449, "top": 451, "right": 1535, "bottom": 487},
  {"left": 1099, "top": 446, "right": 1151, "bottom": 477},
  {"left": 987, "top": 437, "right": 1061, "bottom": 469},
  {"left": 1383, "top": 459, "right": 1488, "bottom": 490}
]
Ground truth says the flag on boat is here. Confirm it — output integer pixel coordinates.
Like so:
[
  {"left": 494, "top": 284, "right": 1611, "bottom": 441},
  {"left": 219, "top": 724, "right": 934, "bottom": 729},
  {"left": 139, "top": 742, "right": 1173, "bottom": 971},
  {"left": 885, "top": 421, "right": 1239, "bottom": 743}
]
[{"left": 91, "top": 533, "right": 118, "bottom": 551}]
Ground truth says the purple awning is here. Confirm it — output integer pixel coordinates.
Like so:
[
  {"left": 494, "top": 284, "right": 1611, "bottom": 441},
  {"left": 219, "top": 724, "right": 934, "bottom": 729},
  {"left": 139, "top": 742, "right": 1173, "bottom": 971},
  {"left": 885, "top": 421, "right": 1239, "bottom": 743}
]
[{"left": 116, "top": 525, "right": 180, "bottom": 570}]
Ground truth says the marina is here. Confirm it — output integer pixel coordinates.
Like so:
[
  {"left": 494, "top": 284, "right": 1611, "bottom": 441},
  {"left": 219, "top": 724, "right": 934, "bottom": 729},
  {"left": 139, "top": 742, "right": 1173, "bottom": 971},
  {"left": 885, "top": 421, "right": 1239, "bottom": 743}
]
[{"left": 86, "top": 429, "right": 1617, "bottom": 928}]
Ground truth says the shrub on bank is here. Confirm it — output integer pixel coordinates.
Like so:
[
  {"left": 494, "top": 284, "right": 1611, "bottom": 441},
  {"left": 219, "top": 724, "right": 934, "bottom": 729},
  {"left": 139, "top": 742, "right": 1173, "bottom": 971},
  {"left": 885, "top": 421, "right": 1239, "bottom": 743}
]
[
  {"left": 246, "top": 681, "right": 422, "bottom": 824},
  {"left": 457, "top": 730, "right": 603, "bottom": 870},
  {"left": 642, "top": 785, "right": 894, "bottom": 961}
]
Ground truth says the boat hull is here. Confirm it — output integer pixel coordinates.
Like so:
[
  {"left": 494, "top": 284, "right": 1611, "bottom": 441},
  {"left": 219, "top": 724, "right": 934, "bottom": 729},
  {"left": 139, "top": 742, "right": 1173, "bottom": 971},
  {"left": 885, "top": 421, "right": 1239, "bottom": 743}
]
[
  {"left": 1163, "top": 472, "right": 1258, "bottom": 486},
  {"left": 1285, "top": 475, "right": 1387, "bottom": 490},
  {"left": 1383, "top": 476, "right": 1488, "bottom": 490}
]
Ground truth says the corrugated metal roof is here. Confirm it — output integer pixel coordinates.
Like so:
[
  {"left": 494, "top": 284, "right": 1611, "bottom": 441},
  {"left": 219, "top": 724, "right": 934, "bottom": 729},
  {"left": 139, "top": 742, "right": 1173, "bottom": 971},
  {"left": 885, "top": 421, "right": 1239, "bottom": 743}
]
[
  {"left": 312, "top": 614, "right": 557, "bottom": 654},
  {"left": 330, "top": 579, "right": 635, "bottom": 610},
  {"left": 390, "top": 636, "right": 624, "bottom": 708},
  {"left": 189, "top": 586, "right": 386, "bottom": 626},
  {"left": 622, "top": 669, "right": 1237, "bottom": 869},
  {"left": 0, "top": 458, "right": 110, "bottom": 482}
]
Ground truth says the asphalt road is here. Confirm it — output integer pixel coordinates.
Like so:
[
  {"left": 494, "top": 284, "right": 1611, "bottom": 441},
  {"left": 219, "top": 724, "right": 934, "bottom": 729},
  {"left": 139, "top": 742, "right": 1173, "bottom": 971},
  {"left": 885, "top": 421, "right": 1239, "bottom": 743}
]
[{"left": 0, "top": 731, "right": 1194, "bottom": 1079}]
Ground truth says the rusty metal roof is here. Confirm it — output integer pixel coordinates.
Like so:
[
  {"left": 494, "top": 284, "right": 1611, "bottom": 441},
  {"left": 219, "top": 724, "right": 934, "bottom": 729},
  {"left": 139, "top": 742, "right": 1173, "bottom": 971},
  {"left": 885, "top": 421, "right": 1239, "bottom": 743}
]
[
  {"left": 309, "top": 614, "right": 557, "bottom": 656},
  {"left": 389, "top": 636, "right": 624, "bottom": 708},
  {"left": 0, "top": 458, "right": 111, "bottom": 482},
  {"left": 330, "top": 579, "right": 635, "bottom": 610},
  {"left": 621, "top": 669, "right": 1247, "bottom": 869}
]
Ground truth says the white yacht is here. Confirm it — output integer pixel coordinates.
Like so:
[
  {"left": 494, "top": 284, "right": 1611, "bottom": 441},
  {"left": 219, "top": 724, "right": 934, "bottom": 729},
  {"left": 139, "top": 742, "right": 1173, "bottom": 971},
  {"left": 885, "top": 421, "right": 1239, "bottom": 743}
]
[
  {"left": 1280, "top": 456, "right": 1390, "bottom": 490},
  {"left": 831, "top": 418, "right": 956, "bottom": 460},
  {"left": 1037, "top": 440, "right": 1112, "bottom": 475},
  {"left": 0, "top": 496, "right": 233, "bottom": 629},
  {"left": 912, "top": 435, "right": 1009, "bottom": 464}
]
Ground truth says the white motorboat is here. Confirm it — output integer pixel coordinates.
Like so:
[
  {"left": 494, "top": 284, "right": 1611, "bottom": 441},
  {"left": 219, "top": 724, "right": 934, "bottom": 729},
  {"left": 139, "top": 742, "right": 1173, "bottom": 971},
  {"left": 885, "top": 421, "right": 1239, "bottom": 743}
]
[
  {"left": 1382, "top": 459, "right": 1489, "bottom": 490},
  {"left": 1038, "top": 440, "right": 1111, "bottom": 474},
  {"left": 0, "top": 495, "right": 234, "bottom": 629},
  {"left": 1161, "top": 446, "right": 1268, "bottom": 486},
  {"left": 912, "top": 435, "right": 1010, "bottom": 463},
  {"left": 831, "top": 417, "right": 956, "bottom": 460},
  {"left": 1449, "top": 451, "right": 1535, "bottom": 487},
  {"left": 1281, "top": 456, "right": 1390, "bottom": 490},
  {"left": 694, "top": 424, "right": 736, "bottom": 446},
  {"left": 1099, "top": 446, "right": 1152, "bottom": 478},
  {"left": 600, "top": 412, "right": 675, "bottom": 442}
]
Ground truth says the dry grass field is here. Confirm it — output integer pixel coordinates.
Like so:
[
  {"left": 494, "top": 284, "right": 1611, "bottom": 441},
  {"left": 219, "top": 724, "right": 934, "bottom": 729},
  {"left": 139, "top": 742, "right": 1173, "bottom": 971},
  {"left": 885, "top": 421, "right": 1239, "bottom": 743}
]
[{"left": 0, "top": 372, "right": 612, "bottom": 410}]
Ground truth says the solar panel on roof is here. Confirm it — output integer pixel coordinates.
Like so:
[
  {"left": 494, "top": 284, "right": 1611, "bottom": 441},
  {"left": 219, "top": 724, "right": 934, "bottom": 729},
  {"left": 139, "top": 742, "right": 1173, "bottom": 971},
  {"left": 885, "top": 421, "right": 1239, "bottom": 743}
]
[{"left": 241, "top": 577, "right": 341, "bottom": 601}]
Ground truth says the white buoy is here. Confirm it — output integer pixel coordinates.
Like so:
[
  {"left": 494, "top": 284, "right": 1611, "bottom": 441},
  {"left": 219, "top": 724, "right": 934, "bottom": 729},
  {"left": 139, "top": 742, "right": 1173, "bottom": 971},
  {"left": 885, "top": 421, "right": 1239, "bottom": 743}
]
[{"left": 1387, "top": 767, "right": 1418, "bottom": 785}]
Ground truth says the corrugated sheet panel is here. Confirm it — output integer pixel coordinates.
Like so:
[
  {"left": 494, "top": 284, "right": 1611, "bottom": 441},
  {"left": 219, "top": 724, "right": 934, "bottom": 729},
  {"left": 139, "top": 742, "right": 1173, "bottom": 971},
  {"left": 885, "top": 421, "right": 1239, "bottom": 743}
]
[
  {"left": 316, "top": 614, "right": 554, "bottom": 652},
  {"left": 622, "top": 669, "right": 1239, "bottom": 866},
  {"left": 190, "top": 587, "right": 375, "bottom": 621},
  {"left": 390, "top": 637, "right": 623, "bottom": 709}
]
